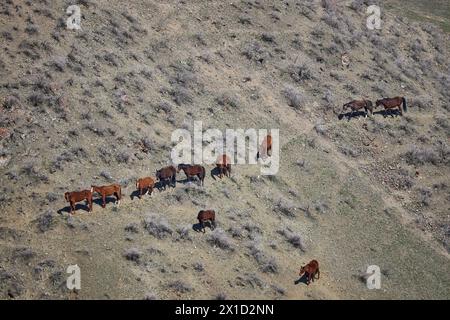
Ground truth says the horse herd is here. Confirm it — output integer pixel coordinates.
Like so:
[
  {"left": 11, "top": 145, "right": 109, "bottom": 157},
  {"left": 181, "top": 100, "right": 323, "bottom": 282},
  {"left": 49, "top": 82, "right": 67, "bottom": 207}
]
[
  {"left": 342, "top": 96, "right": 407, "bottom": 118},
  {"left": 62, "top": 97, "right": 407, "bottom": 286}
]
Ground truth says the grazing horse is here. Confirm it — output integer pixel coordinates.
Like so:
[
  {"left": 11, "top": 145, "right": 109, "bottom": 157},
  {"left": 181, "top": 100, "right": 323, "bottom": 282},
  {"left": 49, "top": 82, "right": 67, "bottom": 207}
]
[
  {"left": 177, "top": 164, "right": 206, "bottom": 186},
  {"left": 91, "top": 184, "right": 122, "bottom": 208},
  {"left": 299, "top": 260, "right": 320, "bottom": 285},
  {"left": 64, "top": 190, "right": 93, "bottom": 214},
  {"left": 216, "top": 154, "right": 231, "bottom": 179},
  {"left": 136, "top": 177, "right": 155, "bottom": 198},
  {"left": 256, "top": 134, "right": 272, "bottom": 159},
  {"left": 342, "top": 99, "right": 374, "bottom": 118},
  {"left": 197, "top": 210, "right": 216, "bottom": 233},
  {"left": 156, "top": 165, "right": 177, "bottom": 190},
  {"left": 376, "top": 97, "right": 407, "bottom": 116}
]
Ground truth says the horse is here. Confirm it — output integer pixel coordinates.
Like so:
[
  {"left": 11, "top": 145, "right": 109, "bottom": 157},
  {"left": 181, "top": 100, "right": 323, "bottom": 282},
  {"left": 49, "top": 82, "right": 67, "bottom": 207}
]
[
  {"left": 64, "top": 190, "right": 93, "bottom": 214},
  {"left": 177, "top": 164, "right": 206, "bottom": 186},
  {"left": 342, "top": 99, "right": 374, "bottom": 118},
  {"left": 156, "top": 165, "right": 176, "bottom": 190},
  {"left": 375, "top": 97, "right": 407, "bottom": 116},
  {"left": 216, "top": 154, "right": 231, "bottom": 179},
  {"left": 197, "top": 210, "right": 216, "bottom": 233},
  {"left": 91, "top": 184, "right": 122, "bottom": 208},
  {"left": 256, "top": 134, "right": 272, "bottom": 159},
  {"left": 136, "top": 177, "right": 155, "bottom": 198},
  {"left": 299, "top": 260, "right": 320, "bottom": 285}
]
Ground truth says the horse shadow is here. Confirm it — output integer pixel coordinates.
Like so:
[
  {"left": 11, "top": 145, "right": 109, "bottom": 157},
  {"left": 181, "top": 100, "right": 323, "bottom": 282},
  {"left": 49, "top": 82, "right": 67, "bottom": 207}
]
[
  {"left": 294, "top": 273, "right": 309, "bottom": 285},
  {"left": 338, "top": 111, "right": 367, "bottom": 121},
  {"left": 210, "top": 167, "right": 221, "bottom": 181},
  {"left": 58, "top": 203, "right": 90, "bottom": 215},
  {"left": 130, "top": 190, "right": 141, "bottom": 200},
  {"left": 93, "top": 197, "right": 118, "bottom": 207},
  {"left": 155, "top": 180, "right": 175, "bottom": 191},
  {"left": 192, "top": 222, "right": 214, "bottom": 233},
  {"left": 373, "top": 109, "right": 401, "bottom": 118}
]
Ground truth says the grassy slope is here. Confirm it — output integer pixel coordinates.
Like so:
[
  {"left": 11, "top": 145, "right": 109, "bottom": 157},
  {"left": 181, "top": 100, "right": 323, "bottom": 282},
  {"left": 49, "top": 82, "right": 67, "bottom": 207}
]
[{"left": 0, "top": 0, "right": 449, "bottom": 299}]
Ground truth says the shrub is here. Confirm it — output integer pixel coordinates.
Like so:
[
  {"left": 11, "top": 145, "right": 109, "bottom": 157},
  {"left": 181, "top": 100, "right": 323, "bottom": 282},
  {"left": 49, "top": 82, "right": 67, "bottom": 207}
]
[
  {"left": 36, "top": 211, "right": 55, "bottom": 233},
  {"left": 207, "top": 228, "right": 234, "bottom": 251},
  {"left": 404, "top": 146, "right": 439, "bottom": 165},
  {"left": 283, "top": 86, "right": 304, "bottom": 109},
  {"left": 168, "top": 280, "right": 192, "bottom": 293},
  {"left": 124, "top": 248, "right": 142, "bottom": 264},
  {"left": 278, "top": 227, "right": 306, "bottom": 251},
  {"left": 143, "top": 215, "right": 173, "bottom": 239}
]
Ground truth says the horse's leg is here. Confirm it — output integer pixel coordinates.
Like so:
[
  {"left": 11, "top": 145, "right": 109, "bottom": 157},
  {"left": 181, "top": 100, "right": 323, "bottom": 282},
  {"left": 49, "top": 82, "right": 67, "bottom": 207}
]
[
  {"left": 202, "top": 221, "right": 205, "bottom": 233},
  {"left": 399, "top": 105, "right": 403, "bottom": 116},
  {"left": 70, "top": 201, "right": 74, "bottom": 214},
  {"left": 102, "top": 194, "right": 106, "bottom": 208},
  {"left": 316, "top": 269, "right": 320, "bottom": 279}
]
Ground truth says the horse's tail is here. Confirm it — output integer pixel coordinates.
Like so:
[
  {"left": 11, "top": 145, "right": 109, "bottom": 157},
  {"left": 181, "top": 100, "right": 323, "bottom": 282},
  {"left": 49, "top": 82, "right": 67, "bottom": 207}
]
[
  {"left": 402, "top": 97, "right": 407, "bottom": 112},
  {"left": 201, "top": 166, "right": 206, "bottom": 183}
]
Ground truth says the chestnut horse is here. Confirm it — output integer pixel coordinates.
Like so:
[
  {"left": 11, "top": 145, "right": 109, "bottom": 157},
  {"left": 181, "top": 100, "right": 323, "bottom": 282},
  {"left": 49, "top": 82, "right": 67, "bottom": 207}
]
[
  {"left": 342, "top": 99, "right": 373, "bottom": 117},
  {"left": 64, "top": 190, "right": 93, "bottom": 214},
  {"left": 256, "top": 134, "right": 272, "bottom": 159},
  {"left": 216, "top": 154, "right": 231, "bottom": 179},
  {"left": 91, "top": 184, "right": 122, "bottom": 208},
  {"left": 156, "top": 165, "right": 176, "bottom": 190},
  {"left": 197, "top": 210, "right": 216, "bottom": 233},
  {"left": 299, "top": 260, "right": 320, "bottom": 285},
  {"left": 376, "top": 97, "right": 407, "bottom": 116},
  {"left": 177, "top": 164, "right": 206, "bottom": 186},
  {"left": 136, "top": 177, "right": 155, "bottom": 198}
]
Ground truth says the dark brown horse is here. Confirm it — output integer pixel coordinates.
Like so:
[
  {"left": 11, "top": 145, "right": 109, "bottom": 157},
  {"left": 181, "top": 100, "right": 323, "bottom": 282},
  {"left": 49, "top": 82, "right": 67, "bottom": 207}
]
[
  {"left": 299, "top": 260, "right": 320, "bottom": 285},
  {"left": 376, "top": 97, "right": 407, "bottom": 116},
  {"left": 136, "top": 177, "right": 155, "bottom": 198},
  {"left": 216, "top": 154, "right": 231, "bottom": 179},
  {"left": 91, "top": 184, "right": 122, "bottom": 208},
  {"left": 197, "top": 210, "right": 216, "bottom": 233},
  {"left": 64, "top": 190, "right": 93, "bottom": 214},
  {"left": 342, "top": 99, "right": 374, "bottom": 117},
  {"left": 177, "top": 164, "right": 206, "bottom": 186},
  {"left": 156, "top": 165, "right": 176, "bottom": 190},
  {"left": 256, "top": 134, "right": 272, "bottom": 159}
]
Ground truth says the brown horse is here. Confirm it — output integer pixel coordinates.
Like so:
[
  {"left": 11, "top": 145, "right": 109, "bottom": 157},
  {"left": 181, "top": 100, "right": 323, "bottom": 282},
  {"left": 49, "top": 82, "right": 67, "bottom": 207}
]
[
  {"left": 197, "top": 210, "right": 216, "bottom": 233},
  {"left": 136, "top": 177, "right": 155, "bottom": 198},
  {"left": 177, "top": 164, "right": 206, "bottom": 186},
  {"left": 64, "top": 190, "right": 93, "bottom": 214},
  {"left": 91, "top": 184, "right": 122, "bottom": 208},
  {"left": 342, "top": 99, "right": 374, "bottom": 117},
  {"left": 299, "top": 260, "right": 320, "bottom": 285},
  {"left": 216, "top": 154, "right": 231, "bottom": 179},
  {"left": 376, "top": 97, "right": 407, "bottom": 116},
  {"left": 156, "top": 165, "right": 177, "bottom": 190},
  {"left": 256, "top": 134, "right": 272, "bottom": 159}
]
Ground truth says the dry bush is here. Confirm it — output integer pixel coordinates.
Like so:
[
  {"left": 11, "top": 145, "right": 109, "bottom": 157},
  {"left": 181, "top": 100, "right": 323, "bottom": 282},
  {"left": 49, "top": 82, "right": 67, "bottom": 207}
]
[
  {"left": 207, "top": 228, "right": 234, "bottom": 251},
  {"left": 282, "top": 86, "right": 305, "bottom": 109},
  {"left": 143, "top": 215, "right": 173, "bottom": 239},
  {"left": 167, "top": 280, "right": 192, "bottom": 293},
  {"left": 124, "top": 248, "right": 142, "bottom": 264},
  {"left": 277, "top": 227, "right": 306, "bottom": 251}
]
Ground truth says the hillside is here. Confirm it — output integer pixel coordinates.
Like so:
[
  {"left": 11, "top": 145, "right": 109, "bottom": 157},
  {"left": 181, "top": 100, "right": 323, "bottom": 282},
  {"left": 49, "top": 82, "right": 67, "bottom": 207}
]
[{"left": 0, "top": 0, "right": 449, "bottom": 299}]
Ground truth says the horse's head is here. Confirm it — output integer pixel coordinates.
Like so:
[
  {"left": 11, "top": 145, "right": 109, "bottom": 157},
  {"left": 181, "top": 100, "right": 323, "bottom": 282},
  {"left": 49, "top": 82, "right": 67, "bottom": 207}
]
[
  {"left": 375, "top": 99, "right": 382, "bottom": 107},
  {"left": 64, "top": 192, "right": 69, "bottom": 201},
  {"left": 366, "top": 100, "right": 373, "bottom": 108},
  {"left": 342, "top": 103, "right": 348, "bottom": 111},
  {"left": 155, "top": 170, "right": 161, "bottom": 179},
  {"left": 177, "top": 164, "right": 186, "bottom": 173}
]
